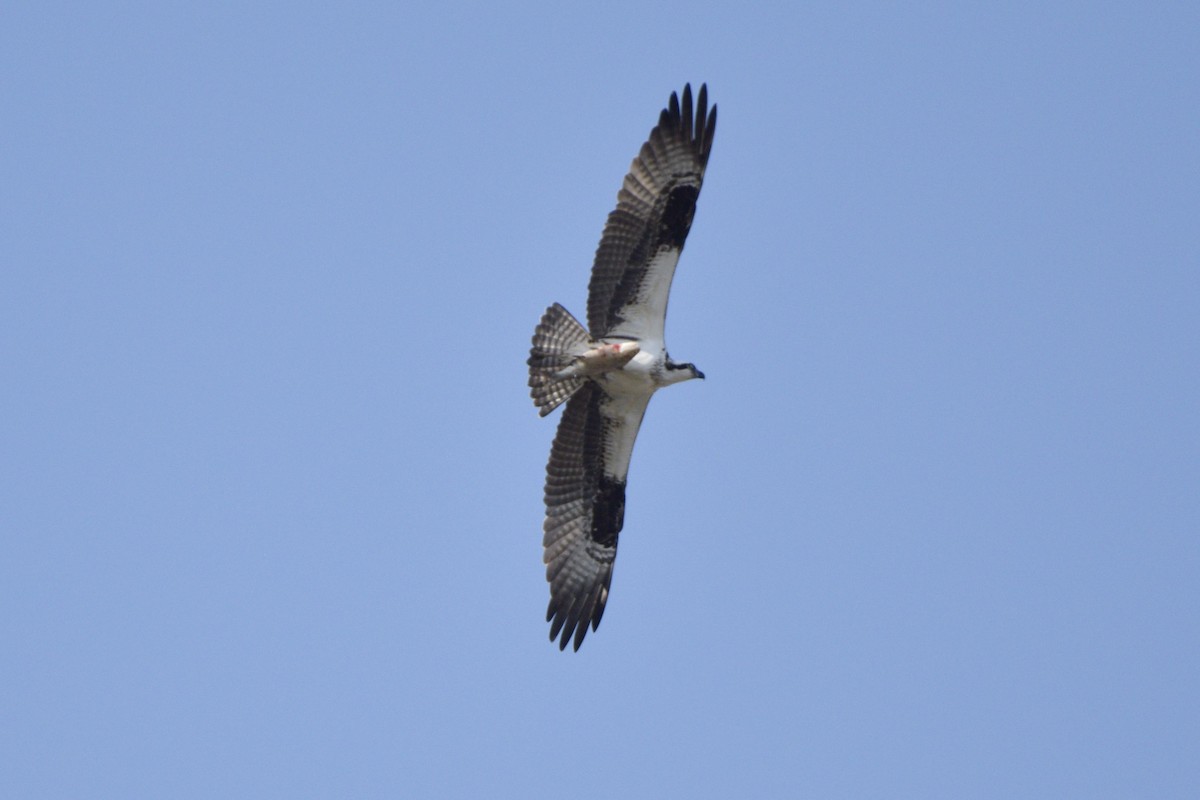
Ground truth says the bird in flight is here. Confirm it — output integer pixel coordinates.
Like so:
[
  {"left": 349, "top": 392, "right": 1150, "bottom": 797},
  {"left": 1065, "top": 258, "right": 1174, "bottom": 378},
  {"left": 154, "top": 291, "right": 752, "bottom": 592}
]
[{"left": 527, "top": 84, "right": 716, "bottom": 650}]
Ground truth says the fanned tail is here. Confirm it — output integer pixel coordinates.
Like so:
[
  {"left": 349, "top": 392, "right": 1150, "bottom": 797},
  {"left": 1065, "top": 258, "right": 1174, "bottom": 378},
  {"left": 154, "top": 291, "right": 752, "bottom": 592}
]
[{"left": 528, "top": 303, "right": 591, "bottom": 416}]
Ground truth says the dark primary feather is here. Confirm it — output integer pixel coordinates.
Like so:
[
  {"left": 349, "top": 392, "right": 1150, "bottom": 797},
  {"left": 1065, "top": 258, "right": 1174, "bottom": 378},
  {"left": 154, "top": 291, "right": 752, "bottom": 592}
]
[{"left": 586, "top": 83, "right": 717, "bottom": 337}]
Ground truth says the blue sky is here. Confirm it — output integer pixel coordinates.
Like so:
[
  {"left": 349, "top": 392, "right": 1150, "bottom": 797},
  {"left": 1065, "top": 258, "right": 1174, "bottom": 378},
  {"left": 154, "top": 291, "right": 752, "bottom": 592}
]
[{"left": 3, "top": 2, "right": 1198, "bottom": 797}]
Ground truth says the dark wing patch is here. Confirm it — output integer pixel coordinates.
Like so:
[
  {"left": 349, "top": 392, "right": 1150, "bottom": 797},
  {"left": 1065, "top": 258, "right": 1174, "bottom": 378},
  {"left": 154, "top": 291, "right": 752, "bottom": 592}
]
[
  {"left": 586, "top": 84, "right": 717, "bottom": 338},
  {"left": 590, "top": 476, "right": 625, "bottom": 547},
  {"left": 658, "top": 185, "right": 700, "bottom": 249},
  {"left": 542, "top": 383, "right": 646, "bottom": 651}
]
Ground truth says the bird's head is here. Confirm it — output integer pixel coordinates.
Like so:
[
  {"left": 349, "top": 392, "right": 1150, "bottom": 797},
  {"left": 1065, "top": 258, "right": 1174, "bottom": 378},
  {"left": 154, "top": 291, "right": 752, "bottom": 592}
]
[{"left": 663, "top": 358, "right": 705, "bottom": 384}]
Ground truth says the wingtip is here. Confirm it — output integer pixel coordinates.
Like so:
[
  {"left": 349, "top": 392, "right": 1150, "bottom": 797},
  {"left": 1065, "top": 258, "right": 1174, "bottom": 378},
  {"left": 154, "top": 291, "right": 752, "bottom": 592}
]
[
  {"left": 666, "top": 83, "right": 716, "bottom": 162},
  {"left": 680, "top": 84, "right": 694, "bottom": 142}
]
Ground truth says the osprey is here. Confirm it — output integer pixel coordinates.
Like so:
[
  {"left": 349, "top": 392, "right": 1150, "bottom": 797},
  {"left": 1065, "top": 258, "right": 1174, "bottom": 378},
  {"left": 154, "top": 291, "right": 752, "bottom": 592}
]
[{"left": 527, "top": 84, "right": 716, "bottom": 650}]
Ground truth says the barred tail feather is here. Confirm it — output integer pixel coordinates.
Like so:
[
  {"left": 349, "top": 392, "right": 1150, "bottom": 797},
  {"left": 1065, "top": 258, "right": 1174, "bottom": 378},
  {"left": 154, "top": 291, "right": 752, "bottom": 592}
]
[{"left": 528, "top": 303, "right": 591, "bottom": 416}]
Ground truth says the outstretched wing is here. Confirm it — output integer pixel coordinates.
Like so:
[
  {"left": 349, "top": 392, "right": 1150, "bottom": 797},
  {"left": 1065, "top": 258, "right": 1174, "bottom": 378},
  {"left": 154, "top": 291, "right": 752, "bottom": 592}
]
[
  {"left": 542, "top": 382, "right": 650, "bottom": 650},
  {"left": 586, "top": 83, "right": 717, "bottom": 344}
]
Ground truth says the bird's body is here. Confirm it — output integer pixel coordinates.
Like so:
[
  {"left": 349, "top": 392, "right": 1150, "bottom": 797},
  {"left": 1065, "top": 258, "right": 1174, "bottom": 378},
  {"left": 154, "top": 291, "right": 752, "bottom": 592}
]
[{"left": 528, "top": 84, "right": 716, "bottom": 650}]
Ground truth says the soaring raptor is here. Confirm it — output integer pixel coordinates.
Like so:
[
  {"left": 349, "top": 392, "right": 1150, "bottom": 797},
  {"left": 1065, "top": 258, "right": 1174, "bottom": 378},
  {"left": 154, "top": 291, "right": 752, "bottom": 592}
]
[{"left": 527, "top": 84, "right": 716, "bottom": 650}]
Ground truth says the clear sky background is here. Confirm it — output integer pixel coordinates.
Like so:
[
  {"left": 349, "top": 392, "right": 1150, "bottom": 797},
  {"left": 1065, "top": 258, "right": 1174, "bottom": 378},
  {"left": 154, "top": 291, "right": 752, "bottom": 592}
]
[{"left": 3, "top": 2, "right": 1198, "bottom": 797}]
